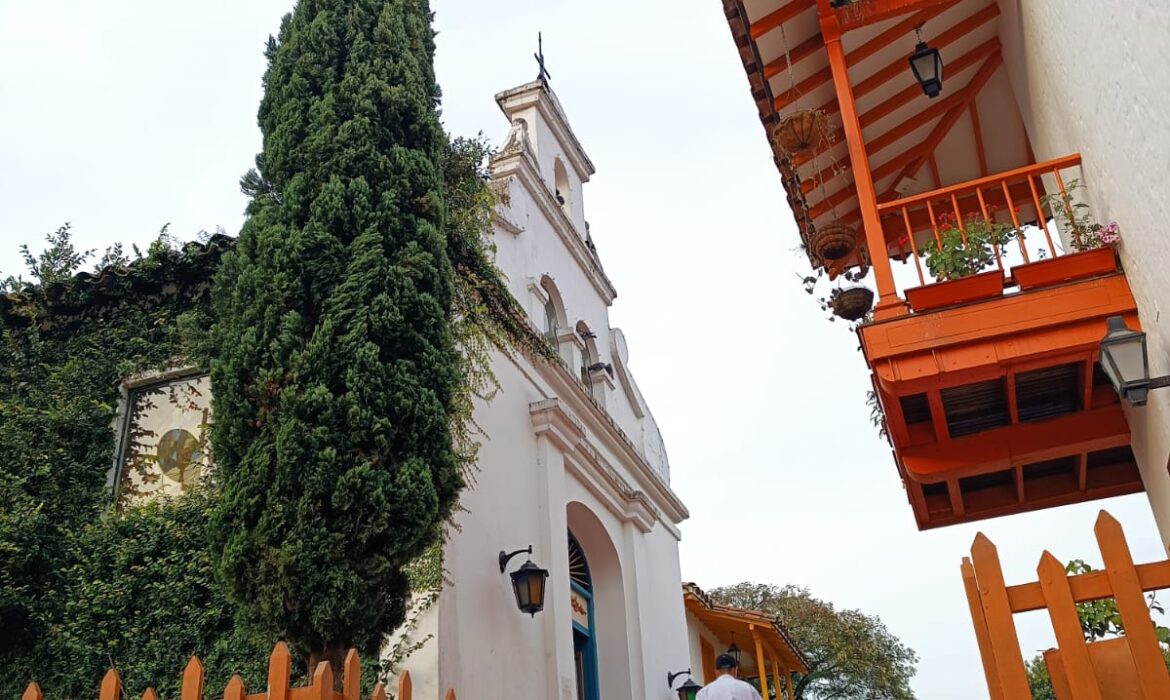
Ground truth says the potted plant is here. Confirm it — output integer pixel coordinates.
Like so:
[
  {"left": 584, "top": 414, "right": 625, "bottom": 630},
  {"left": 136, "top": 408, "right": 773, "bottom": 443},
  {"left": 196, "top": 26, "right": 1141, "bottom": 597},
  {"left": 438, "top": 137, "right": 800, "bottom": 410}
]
[
  {"left": 802, "top": 259, "right": 875, "bottom": 324},
  {"left": 810, "top": 221, "right": 858, "bottom": 263},
  {"left": 773, "top": 109, "right": 827, "bottom": 154},
  {"left": 905, "top": 212, "right": 1015, "bottom": 311},
  {"left": 1013, "top": 181, "right": 1120, "bottom": 290}
]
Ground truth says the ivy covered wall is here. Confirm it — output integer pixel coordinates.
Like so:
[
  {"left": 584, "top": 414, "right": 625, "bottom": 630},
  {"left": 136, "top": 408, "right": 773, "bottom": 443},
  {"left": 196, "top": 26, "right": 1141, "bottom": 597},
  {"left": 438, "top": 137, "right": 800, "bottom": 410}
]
[{"left": 0, "top": 235, "right": 274, "bottom": 699}]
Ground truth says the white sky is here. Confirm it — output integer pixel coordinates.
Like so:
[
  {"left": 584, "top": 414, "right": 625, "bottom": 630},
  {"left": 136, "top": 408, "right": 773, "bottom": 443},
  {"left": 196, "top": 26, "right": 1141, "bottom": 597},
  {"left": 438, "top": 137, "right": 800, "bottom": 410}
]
[{"left": 1, "top": 2, "right": 1163, "bottom": 698}]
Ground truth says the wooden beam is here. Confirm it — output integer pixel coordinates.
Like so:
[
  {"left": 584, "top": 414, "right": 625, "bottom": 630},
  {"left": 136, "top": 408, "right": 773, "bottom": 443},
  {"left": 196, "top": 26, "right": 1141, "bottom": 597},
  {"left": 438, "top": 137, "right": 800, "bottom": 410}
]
[
  {"left": 816, "top": 0, "right": 903, "bottom": 314},
  {"left": 1008, "top": 558, "right": 1170, "bottom": 613},
  {"left": 773, "top": 1, "right": 959, "bottom": 110},
  {"left": 851, "top": 3, "right": 1000, "bottom": 101},
  {"left": 799, "top": 38, "right": 1001, "bottom": 195},
  {"left": 839, "top": 0, "right": 955, "bottom": 31},
  {"left": 880, "top": 52, "right": 1004, "bottom": 197},
  {"left": 764, "top": 34, "right": 825, "bottom": 80},
  {"left": 970, "top": 102, "right": 989, "bottom": 177},
  {"left": 751, "top": 0, "right": 816, "bottom": 39}
]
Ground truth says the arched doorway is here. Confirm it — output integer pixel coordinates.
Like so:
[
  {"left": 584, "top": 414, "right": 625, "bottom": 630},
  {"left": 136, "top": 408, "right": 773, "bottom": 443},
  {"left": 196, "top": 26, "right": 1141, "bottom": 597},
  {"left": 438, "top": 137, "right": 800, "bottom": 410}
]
[{"left": 569, "top": 531, "right": 599, "bottom": 700}]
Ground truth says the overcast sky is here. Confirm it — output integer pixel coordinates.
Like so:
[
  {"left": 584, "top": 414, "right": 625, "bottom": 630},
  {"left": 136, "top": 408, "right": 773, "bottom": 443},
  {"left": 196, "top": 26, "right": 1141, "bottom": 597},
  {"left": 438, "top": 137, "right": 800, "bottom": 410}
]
[{"left": 1, "top": 2, "right": 1164, "bottom": 697}]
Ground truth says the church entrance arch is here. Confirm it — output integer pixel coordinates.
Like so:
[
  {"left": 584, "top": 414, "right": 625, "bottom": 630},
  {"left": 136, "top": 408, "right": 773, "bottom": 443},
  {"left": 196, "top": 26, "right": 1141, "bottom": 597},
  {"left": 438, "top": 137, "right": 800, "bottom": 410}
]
[{"left": 566, "top": 501, "right": 634, "bottom": 699}]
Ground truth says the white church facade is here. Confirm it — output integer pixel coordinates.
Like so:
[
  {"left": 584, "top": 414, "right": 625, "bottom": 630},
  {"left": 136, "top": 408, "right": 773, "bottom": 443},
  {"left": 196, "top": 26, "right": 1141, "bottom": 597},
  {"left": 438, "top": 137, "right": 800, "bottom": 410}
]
[{"left": 386, "top": 79, "right": 694, "bottom": 700}]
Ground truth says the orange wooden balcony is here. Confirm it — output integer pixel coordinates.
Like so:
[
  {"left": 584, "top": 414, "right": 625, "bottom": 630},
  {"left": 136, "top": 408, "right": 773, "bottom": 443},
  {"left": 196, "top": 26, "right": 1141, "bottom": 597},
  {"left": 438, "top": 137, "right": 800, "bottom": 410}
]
[{"left": 861, "top": 155, "right": 1141, "bottom": 529}]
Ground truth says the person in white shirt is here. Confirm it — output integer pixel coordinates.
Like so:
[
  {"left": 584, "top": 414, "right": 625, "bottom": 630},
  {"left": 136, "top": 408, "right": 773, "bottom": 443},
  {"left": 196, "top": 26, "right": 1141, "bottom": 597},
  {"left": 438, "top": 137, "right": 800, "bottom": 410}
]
[{"left": 696, "top": 653, "right": 763, "bottom": 700}]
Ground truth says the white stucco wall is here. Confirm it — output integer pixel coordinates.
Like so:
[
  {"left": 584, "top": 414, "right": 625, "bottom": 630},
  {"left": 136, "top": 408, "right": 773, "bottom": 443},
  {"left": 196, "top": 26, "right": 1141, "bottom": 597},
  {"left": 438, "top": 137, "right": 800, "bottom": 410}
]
[
  {"left": 387, "top": 81, "right": 690, "bottom": 699},
  {"left": 997, "top": 0, "right": 1170, "bottom": 548}
]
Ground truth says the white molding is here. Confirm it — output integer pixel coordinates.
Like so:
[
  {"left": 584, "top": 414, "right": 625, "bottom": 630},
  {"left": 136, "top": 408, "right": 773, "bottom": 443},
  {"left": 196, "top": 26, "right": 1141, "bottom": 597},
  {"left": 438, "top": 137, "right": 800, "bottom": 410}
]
[
  {"left": 535, "top": 398, "right": 672, "bottom": 538},
  {"left": 492, "top": 209, "right": 524, "bottom": 236},
  {"left": 490, "top": 151, "right": 617, "bottom": 304},
  {"left": 495, "top": 81, "right": 596, "bottom": 182}
]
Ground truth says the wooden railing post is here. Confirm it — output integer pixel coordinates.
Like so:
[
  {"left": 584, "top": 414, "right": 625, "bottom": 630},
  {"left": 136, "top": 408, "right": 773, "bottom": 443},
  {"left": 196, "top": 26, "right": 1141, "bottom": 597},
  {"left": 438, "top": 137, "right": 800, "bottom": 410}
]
[{"left": 21, "top": 683, "right": 43, "bottom": 700}]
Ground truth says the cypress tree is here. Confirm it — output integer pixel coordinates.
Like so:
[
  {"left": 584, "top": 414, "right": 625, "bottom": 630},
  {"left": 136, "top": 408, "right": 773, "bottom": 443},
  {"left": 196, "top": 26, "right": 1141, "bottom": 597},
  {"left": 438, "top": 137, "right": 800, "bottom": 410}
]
[{"left": 208, "top": 0, "right": 460, "bottom": 672}]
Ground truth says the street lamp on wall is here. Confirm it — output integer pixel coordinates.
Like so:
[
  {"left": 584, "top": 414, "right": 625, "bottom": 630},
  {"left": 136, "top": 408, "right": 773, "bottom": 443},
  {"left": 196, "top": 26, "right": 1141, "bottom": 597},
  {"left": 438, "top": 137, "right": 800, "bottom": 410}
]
[
  {"left": 1099, "top": 316, "right": 1170, "bottom": 406},
  {"left": 908, "top": 25, "right": 943, "bottom": 98},
  {"left": 499, "top": 545, "right": 549, "bottom": 617},
  {"left": 667, "top": 670, "right": 702, "bottom": 700}
]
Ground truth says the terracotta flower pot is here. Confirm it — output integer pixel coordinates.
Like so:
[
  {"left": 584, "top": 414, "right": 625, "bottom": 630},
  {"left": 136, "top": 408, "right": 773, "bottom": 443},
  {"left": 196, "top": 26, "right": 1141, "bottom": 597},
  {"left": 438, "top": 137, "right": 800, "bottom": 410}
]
[
  {"left": 810, "top": 222, "right": 858, "bottom": 262},
  {"left": 773, "top": 109, "right": 826, "bottom": 154},
  {"left": 904, "top": 270, "right": 1005, "bottom": 312},
  {"left": 1012, "top": 247, "right": 1118, "bottom": 291},
  {"left": 831, "top": 287, "right": 874, "bottom": 321}
]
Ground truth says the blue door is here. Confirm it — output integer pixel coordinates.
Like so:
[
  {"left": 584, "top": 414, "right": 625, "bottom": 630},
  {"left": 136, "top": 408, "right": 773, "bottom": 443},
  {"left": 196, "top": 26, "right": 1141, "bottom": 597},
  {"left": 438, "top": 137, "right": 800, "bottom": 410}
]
[{"left": 569, "top": 533, "right": 599, "bottom": 700}]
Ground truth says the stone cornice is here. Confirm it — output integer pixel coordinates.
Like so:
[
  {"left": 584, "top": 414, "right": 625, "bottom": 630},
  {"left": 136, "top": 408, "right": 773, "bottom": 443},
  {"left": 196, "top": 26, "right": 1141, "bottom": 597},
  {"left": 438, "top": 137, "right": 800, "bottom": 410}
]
[
  {"left": 532, "top": 398, "right": 680, "bottom": 539},
  {"left": 523, "top": 359, "right": 688, "bottom": 528},
  {"left": 491, "top": 151, "right": 617, "bottom": 304},
  {"left": 495, "top": 81, "right": 596, "bottom": 182}
]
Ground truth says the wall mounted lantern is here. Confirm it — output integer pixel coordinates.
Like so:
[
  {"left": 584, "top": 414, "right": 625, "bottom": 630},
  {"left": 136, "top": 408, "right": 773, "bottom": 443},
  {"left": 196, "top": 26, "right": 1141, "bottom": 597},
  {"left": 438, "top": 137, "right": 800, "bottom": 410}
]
[
  {"left": 669, "top": 674, "right": 702, "bottom": 700},
  {"left": 499, "top": 545, "right": 549, "bottom": 617},
  {"left": 1099, "top": 316, "right": 1170, "bottom": 406},
  {"left": 667, "top": 670, "right": 702, "bottom": 700},
  {"left": 909, "top": 25, "right": 943, "bottom": 98}
]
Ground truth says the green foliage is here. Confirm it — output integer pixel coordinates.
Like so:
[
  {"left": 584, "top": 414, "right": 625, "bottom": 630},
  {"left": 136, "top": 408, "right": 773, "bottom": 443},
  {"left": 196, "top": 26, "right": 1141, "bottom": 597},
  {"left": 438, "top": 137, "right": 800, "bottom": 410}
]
[
  {"left": 1064, "top": 559, "right": 1170, "bottom": 643},
  {"left": 918, "top": 213, "right": 1016, "bottom": 280},
  {"left": 48, "top": 492, "right": 274, "bottom": 699},
  {"left": 208, "top": 0, "right": 464, "bottom": 665},
  {"left": 1025, "top": 655, "right": 1055, "bottom": 700},
  {"left": 1040, "top": 179, "right": 1121, "bottom": 252},
  {"left": 710, "top": 582, "right": 918, "bottom": 700},
  {"left": 0, "top": 230, "right": 236, "bottom": 698}
]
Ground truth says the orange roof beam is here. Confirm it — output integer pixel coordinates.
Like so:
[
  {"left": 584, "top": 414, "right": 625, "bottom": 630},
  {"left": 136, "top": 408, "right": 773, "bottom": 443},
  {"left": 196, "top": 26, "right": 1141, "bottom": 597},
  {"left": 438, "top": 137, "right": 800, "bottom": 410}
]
[
  {"left": 799, "top": 38, "right": 1001, "bottom": 195},
  {"left": 881, "top": 51, "right": 1003, "bottom": 198},
  {"left": 773, "top": 0, "right": 960, "bottom": 111},
  {"left": 750, "top": 0, "right": 816, "bottom": 39},
  {"left": 764, "top": 34, "right": 824, "bottom": 80},
  {"left": 838, "top": 0, "right": 956, "bottom": 31},
  {"left": 865, "top": 49, "right": 1002, "bottom": 159}
]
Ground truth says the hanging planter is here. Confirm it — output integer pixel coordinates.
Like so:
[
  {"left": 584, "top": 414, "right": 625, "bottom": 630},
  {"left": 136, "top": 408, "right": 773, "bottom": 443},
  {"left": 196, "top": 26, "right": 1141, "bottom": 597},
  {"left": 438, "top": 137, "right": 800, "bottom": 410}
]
[
  {"left": 828, "top": 286, "right": 874, "bottom": 321},
  {"left": 810, "top": 221, "right": 858, "bottom": 262},
  {"left": 773, "top": 109, "right": 826, "bottom": 154}
]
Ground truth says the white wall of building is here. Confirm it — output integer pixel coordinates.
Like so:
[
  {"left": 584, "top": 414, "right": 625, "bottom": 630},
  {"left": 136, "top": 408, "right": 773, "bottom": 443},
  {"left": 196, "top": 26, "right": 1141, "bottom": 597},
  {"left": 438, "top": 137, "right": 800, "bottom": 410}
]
[
  {"left": 387, "top": 81, "right": 690, "bottom": 699},
  {"left": 997, "top": 0, "right": 1170, "bottom": 548}
]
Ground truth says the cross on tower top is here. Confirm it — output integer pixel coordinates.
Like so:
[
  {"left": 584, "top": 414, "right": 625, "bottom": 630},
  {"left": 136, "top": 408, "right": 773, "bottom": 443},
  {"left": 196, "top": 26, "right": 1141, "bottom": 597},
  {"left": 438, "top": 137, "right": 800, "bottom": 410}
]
[{"left": 534, "top": 32, "right": 552, "bottom": 84}]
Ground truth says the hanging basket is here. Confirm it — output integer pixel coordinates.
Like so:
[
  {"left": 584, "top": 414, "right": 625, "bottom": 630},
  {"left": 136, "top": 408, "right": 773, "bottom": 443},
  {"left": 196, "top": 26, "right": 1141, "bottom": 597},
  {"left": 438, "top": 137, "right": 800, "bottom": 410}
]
[
  {"left": 810, "top": 222, "right": 858, "bottom": 262},
  {"left": 830, "top": 287, "right": 874, "bottom": 321},
  {"left": 773, "top": 109, "right": 826, "bottom": 154}
]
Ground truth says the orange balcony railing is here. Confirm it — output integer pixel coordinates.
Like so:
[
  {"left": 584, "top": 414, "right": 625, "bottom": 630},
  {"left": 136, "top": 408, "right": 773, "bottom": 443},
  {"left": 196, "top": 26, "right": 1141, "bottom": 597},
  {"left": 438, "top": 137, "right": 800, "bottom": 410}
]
[{"left": 875, "top": 154, "right": 1107, "bottom": 312}]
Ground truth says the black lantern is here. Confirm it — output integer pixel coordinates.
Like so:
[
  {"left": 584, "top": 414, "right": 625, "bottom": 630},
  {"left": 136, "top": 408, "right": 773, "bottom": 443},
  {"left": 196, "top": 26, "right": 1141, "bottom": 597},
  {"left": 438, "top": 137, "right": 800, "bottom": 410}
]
[
  {"left": 675, "top": 677, "right": 702, "bottom": 700},
  {"left": 908, "top": 26, "right": 943, "bottom": 98},
  {"left": 1099, "top": 316, "right": 1170, "bottom": 406},
  {"left": 499, "top": 546, "right": 549, "bottom": 617},
  {"left": 668, "top": 670, "right": 702, "bottom": 700},
  {"left": 727, "top": 633, "right": 742, "bottom": 666}
]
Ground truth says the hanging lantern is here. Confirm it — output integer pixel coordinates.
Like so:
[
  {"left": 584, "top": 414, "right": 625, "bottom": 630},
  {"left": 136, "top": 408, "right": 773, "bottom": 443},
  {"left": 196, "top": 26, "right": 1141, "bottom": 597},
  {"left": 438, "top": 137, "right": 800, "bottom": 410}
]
[
  {"left": 773, "top": 109, "right": 826, "bottom": 154},
  {"left": 909, "top": 26, "right": 943, "bottom": 98},
  {"left": 499, "top": 546, "right": 550, "bottom": 617}
]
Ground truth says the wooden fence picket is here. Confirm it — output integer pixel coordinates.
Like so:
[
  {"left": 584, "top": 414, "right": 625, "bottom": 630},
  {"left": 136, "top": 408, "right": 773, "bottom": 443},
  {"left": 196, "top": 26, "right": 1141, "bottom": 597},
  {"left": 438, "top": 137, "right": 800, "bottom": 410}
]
[
  {"left": 15, "top": 642, "right": 454, "bottom": 700},
  {"left": 1094, "top": 511, "right": 1170, "bottom": 697},
  {"left": 180, "top": 657, "right": 204, "bottom": 700},
  {"left": 99, "top": 670, "right": 121, "bottom": 700},
  {"left": 396, "top": 671, "right": 412, "bottom": 700},
  {"left": 966, "top": 510, "right": 1170, "bottom": 699},
  {"left": 1037, "top": 551, "right": 1102, "bottom": 699}
]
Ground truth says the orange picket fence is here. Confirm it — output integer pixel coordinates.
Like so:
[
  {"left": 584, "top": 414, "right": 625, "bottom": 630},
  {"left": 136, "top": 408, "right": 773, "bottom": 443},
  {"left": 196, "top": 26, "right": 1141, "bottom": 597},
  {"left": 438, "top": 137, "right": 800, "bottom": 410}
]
[
  {"left": 18, "top": 643, "right": 453, "bottom": 700},
  {"left": 963, "top": 510, "right": 1170, "bottom": 699}
]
